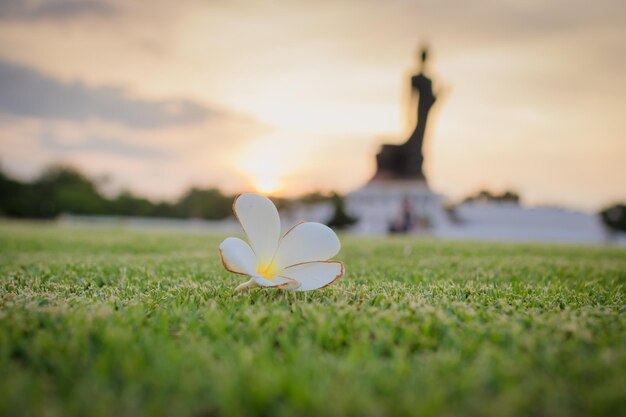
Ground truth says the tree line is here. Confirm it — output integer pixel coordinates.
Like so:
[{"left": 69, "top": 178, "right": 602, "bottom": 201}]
[
  {"left": 0, "top": 166, "right": 235, "bottom": 220},
  {"left": 0, "top": 165, "right": 356, "bottom": 225},
  {"left": 1, "top": 165, "right": 624, "bottom": 234}
]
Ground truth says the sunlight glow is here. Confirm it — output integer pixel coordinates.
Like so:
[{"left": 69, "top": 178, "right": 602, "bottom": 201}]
[
  {"left": 233, "top": 133, "right": 303, "bottom": 196},
  {"left": 1, "top": 1, "right": 624, "bottom": 210},
  {"left": 253, "top": 176, "right": 282, "bottom": 195}
]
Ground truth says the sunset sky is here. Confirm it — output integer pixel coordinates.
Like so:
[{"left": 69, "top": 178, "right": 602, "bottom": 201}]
[{"left": 0, "top": 0, "right": 625, "bottom": 211}]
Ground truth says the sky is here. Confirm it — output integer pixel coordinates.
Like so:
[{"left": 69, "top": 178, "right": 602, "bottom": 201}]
[{"left": 0, "top": 0, "right": 625, "bottom": 211}]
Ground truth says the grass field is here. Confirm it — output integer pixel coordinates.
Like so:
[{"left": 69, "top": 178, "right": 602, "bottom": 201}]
[{"left": 0, "top": 221, "right": 625, "bottom": 417}]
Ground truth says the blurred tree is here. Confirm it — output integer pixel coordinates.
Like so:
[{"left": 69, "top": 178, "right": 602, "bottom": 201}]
[
  {"left": 32, "top": 166, "right": 108, "bottom": 217},
  {"left": 176, "top": 187, "right": 232, "bottom": 219},
  {"left": 463, "top": 189, "right": 520, "bottom": 204},
  {"left": 0, "top": 166, "right": 287, "bottom": 220},
  {"left": 151, "top": 201, "right": 178, "bottom": 218},
  {"left": 299, "top": 191, "right": 332, "bottom": 204},
  {"left": 600, "top": 204, "right": 626, "bottom": 233},
  {"left": 326, "top": 193, "right": 357, "bottom": 230},
  {"left": 0, "top": 171, "right": 38, "bottom": 217},
  {"left": 109, "top": 192, "right": 155, "bottom": 217},
  {"left": 500, "top": 191, "right": 520, "bottom": 203}
]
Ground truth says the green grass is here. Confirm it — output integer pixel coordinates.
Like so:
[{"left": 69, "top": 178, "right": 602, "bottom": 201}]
[{"left": 0, "top": 221, "right": 625, "bottom": 417}]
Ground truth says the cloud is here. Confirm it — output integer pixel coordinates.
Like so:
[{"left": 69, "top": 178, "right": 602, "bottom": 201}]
[
  {"left": 1, "top": 0, "right": 624, "bottom": 208},
  {"left": 0, "top": 59, "right": 216, "bottom": 128},
  {"left": 0, "top": 0, "right": 116, "bottom": 20},
  {"left": 39, "top": 131, "right": 171, "bottom": 159}
]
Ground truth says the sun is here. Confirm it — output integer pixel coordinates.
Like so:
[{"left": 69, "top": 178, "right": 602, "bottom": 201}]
[{"left": 253, "top": 176, "right": 282, "bottom": 195}]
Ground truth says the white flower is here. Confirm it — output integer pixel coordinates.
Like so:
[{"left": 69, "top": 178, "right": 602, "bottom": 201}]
[{"left": 219, "top": 193, "right": 344, "bottom": 292}]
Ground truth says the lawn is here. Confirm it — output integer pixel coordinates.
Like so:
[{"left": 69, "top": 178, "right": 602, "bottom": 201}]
[{"left": 0, "top": 221, "right": 625, "bottom": 417}]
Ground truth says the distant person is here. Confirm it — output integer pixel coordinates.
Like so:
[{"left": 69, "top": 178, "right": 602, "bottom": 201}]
[{"left": 389, "top": 196, "right": 415, "bottom": 233}]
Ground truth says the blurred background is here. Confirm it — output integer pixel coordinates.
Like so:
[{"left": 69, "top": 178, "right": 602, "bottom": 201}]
[{"left": 0, "top": 0, "right": 625, "bottom": 241}]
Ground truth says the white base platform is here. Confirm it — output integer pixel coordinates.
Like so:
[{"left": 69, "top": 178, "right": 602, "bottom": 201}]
[{"left": 345, "top": 180, "right": 447, "bottom": 235}]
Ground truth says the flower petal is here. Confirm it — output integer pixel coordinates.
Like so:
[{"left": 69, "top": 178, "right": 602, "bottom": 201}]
[
  {"left": 219, "top": 237, "right": 257, "bottom": 276},
  {"left": 234, "top": 278, "right": 259, "bottom": 292},
  {"left": 233, "top": 193, "right": 281, "bottom": 265},
  {"left": 273, "top": 222, "right": 341, "bottom": 271},
  {"left": 278, "top": 261, "right": 344, "bottom": 292},
  {"left": 253, "top": 276, "right": 298, "bottom": 289}
]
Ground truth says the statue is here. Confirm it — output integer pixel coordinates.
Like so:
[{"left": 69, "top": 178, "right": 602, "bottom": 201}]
[
  {"left": 346, "top": 45, "right": 445, "bottom": 235},
  {"left": 372, "top": 46, "right": 437, "bottom": 182}
]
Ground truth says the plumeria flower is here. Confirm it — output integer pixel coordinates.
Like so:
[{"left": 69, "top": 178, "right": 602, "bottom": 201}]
[{"left": 219, "top": 193, "right": 344, "bottom": 292}]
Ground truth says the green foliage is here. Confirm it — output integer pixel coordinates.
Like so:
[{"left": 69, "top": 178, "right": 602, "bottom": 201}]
[
  {"left": 0, "top": 166, "right": 234, "bottom": 220},
  {"left": 34, "top": 166, "right": 109, "bottom": 217},
  {"left": 0, "top": 166, "right": 110, "bottom": 218},
  {"left": 109, "top": 192, "right": 156, "bottom": 217},
  {"left": 0, "top": 171, "right": 38, "bottom": 217},
  {"left": 176, "top": 187, "right": 232, "bottom": 219},
  {"left": 0, "top": 223, "right": 625, "bottom": 417}
]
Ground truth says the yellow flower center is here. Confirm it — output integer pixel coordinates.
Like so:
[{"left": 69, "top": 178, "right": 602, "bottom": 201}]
[{"left": 256, "top": 260, "right": 278, "bottom": 280}]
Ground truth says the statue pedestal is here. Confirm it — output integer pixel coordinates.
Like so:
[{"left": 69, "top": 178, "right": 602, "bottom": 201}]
[{"left": 345, "top": 180, "right": 446, "bottom": 235}]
